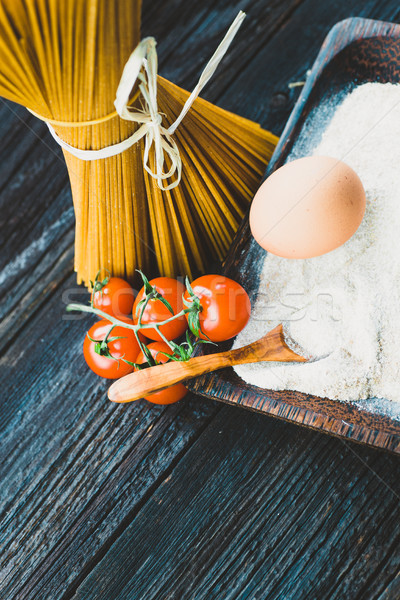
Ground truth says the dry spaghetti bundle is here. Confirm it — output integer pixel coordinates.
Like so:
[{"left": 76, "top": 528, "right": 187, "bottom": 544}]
[{"left": 0, "top": 0, "right": 278, "bottom": 287}]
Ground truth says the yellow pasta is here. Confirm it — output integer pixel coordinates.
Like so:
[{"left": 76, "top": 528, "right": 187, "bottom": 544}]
[{"left": 0, "top": 0, "right": 278, "bottom": 287}]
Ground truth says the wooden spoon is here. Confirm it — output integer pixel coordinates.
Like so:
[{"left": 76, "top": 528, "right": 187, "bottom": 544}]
[{"left": 108, "top": 324, "right": 307, "bottom": 403}]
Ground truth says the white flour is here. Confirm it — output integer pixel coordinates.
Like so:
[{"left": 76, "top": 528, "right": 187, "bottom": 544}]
[{"left": 233, "top": 82, "right": 400, "bottom": 419}]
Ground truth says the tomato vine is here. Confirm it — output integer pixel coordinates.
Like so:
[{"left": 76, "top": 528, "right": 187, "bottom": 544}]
[{"left": 67, "top": 271, "right": 213, "bottom": 371}]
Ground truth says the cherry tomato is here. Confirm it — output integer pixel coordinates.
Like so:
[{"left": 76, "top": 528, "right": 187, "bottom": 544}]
[
  {"left": 83, "top": 318, "right": 141, "bottom": 379},
  {"left": 132, "top": 277, "right": 187, "bottom": 341},
  {"left": 92, "top": 277, "right": 135, "bottom": 319},
  {"left": 184, "top": 275, "right": 251, "bottom": 342},
  {"left": 135, "top": 341, "right": 188, "bottom": 404}
]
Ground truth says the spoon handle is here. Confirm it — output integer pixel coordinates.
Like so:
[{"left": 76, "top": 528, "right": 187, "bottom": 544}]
[
  {"left": 108, "top": 350, "right": 236, "bottom": 403},
  {"left": 108, "top": 325, "right": 306, "bottom": 404}
]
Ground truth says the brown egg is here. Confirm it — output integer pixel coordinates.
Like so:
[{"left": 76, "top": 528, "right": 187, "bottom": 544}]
[{"left": 249, "top": 156, "right": 366, "bottom": 258}]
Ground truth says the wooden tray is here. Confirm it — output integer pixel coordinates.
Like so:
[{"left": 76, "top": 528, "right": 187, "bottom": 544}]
[{"left": 186, "top": 17, "right": 400, "bottom": 454}]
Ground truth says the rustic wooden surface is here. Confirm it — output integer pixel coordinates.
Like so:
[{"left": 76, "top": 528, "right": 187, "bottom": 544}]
[{"left": 1, "top": 1, "right": 400, "bottom": 599}]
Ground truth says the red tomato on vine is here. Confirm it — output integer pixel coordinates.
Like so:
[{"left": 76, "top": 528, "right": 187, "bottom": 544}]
[
  {"left": 92, "top": 276, "right": 135, "bottom": 319},
  {"left": 184, "top": 275, "right": 251, "bottom": 342},
  {"left": 83, "top": 318, "right": 141, "bottom": 379},
  {"left": 132, "top": 276, "right": 187, "bottom": 341}
]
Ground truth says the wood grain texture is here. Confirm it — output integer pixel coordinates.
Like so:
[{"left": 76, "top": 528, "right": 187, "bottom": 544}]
[
  {"left": 188, "top": 16, "right": 400, "bottom": 455},
  {"left": 1, "top": 1, "right": 400, "bottom": 599},
  {"left": 71, "top": 408, "right": 400, "bottom": 600}
]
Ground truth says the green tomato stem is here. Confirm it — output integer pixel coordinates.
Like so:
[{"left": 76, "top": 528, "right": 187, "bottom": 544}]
[
  {"left": 154, "top": 325, "right": 176, "bottom": 352},
  {"left": 66, "top": 303, "right": 193, "bottom": 333},
  {"left": 134, "top": 329, "right": 148, "bottom": 362}
]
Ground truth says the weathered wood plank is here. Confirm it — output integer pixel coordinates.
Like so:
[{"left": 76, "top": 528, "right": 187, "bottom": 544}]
[
  {"left": 0, "top": 1, "right": 241, "bottom": 596},
  {"left": 70, "top": 408, "right": 400, "bottom": 600},
  {"left": 0, "top": 1, "right": 305, "bottom": 597},
  {"left": 0, "top": 276, "right": 220, "bottom": 598},
  {"left": 213, "top": 0, "right": 400, "bottom": 129},
  {"left": 1, "top": 0, "right": 400, "bottom": 599}
]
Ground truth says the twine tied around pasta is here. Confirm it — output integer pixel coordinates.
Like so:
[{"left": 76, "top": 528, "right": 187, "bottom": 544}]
[{"left": 43, "top": 10, "right": 246, "bottom": 191}]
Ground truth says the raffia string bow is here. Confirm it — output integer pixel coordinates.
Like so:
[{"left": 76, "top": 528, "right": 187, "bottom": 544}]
[{"left": 46, "top": 11, "right": 246, "bottom": 190}]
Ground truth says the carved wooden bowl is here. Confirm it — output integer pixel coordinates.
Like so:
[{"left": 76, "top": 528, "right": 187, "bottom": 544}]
[{"left": 186, "top": 17, "right": 400, "bottom": 454}]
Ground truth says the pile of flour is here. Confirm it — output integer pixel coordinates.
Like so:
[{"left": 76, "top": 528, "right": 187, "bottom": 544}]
[{"left": 233, "top": 82, "right": 400, "bottom": 418}]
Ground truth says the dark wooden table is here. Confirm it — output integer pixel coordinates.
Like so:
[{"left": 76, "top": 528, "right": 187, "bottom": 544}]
[{"left": 1, "top": 1, "right": 400, "bottom": 599}]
